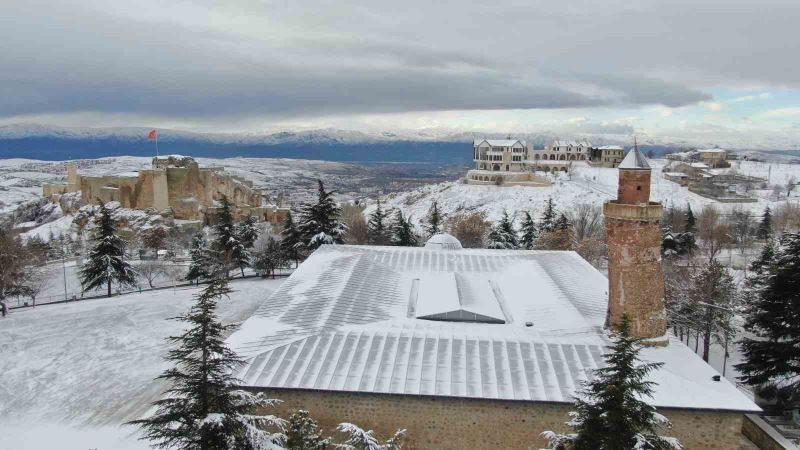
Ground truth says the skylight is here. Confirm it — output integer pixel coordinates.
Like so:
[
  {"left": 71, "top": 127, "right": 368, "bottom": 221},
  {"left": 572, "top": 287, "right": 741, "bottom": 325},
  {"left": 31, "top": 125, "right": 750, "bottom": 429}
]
[{"left": 412, "top": 273, "right": 507, "bottom": 324}]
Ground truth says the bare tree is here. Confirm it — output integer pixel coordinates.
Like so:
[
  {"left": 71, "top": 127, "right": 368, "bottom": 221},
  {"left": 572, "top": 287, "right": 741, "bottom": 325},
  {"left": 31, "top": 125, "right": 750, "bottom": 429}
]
[
  {"left": 728, "top": 208, "right": 753, "bottom": 256},
  {"left": 24, "top": 266, "right": 48, "bottom": 307},
  {"left": 341, "top": 203, "right": 369, "bottom": 244},
  {"left": 446, "top": 212, "right": 491, "bottom": 248},
  {"left": 697, "top": 204, "right": 731, "bottom": 261},
  {"left": 138, "top": 260, "right": 166, "bottom": 288},
  {"left": 774, "top": 201, "right": 800, "bottom": 233},
  {"left": 569, "top": 203, "right": 604, "bottom": 242}
]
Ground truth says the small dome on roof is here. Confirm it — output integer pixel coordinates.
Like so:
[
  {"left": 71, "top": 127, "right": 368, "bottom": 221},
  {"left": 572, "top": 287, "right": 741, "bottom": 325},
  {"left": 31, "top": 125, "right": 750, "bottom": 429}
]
[{"left": 424, "top": 233, "right": 463, "bottom": 250}]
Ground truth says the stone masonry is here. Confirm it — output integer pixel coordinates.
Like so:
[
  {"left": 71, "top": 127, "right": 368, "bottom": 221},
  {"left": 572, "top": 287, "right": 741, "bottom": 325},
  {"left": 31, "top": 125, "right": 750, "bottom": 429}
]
[
  {"left": 603, "top": 154, "right": 667, "bottom": 340},
  {"left": 43, "top": 156, "right": 289, "bottom": 223},
  {"left": 255, "top": 388, "right": 745, "bottom": 450}
]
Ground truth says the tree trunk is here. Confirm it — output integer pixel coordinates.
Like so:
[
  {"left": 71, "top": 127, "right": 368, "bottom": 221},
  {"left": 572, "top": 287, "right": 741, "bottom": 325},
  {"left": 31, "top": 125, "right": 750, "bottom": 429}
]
[
  {"left": 703, "top": 328, "right": 712, "bottom": 362},
  {"left": 107, "top": 279, "right": 112, "bottom": 297},
  {"left": 241, "top": 267, "right": 245, "bottom": 278}
]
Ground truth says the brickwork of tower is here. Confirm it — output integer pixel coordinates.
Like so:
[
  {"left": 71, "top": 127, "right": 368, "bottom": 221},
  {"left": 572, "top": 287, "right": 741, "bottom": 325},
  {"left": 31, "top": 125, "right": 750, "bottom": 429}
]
[{"left": 603, "top": 151, "right": 667, "bottom": 341}]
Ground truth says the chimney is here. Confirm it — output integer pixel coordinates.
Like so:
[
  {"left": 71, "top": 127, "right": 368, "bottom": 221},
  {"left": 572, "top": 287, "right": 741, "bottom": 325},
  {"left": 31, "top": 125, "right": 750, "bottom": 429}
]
[{"left": 603, "top": 145, "right": 667, "bottom": 343}]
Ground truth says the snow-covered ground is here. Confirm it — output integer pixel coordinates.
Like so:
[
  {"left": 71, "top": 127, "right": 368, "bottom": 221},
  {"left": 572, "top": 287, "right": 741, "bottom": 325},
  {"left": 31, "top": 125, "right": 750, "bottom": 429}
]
[
  {"left": 0, "top": 276, "right": 286, "bottom": 449},
  {"left": 374, "top": 159, "right": 800, "bottom": 226}
]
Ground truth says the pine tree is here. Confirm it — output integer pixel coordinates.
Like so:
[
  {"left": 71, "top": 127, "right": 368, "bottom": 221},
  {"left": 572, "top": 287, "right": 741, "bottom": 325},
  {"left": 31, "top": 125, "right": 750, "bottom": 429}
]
[
  {"left": 0, "top": 227, "right": 32, "bottom": 302},
  {"left": 185, "top": 233, "right": 213, "bottom": 285},
  {"left": 211, "top": 196, "right": 240, "bottom": 278},
  {"left": 79, "top": 203, "right": 137, "bottom": 297},
  {"left": 128, "top": 275, "right": 285, "bottom": 449},
  {"left": 737, "top": 232, "right": 800, "bottom": 405},
  {"left": 555, "top": 212, "right": 570, "bottom": 231},
  {"left": 234, "top": 215, "right": 259, "bottom": 277},
  {"left": 285, "top": 410, "right": 330, "bottom": 450},
  {"left": 391, "top": 210, "right": 419, "bottom": 247},
  {"left": 487, "top": 211, "right": 519, "bottom": 249},
  {"left": 424, "top": 201, "right": 442, "bottom": 237},
  {"left": 281, "top": 212, "right": 303, "bottom": 268},
  {"left": 367, "top": 199, "right": 390, "bottom": 245},
  {"left": 298, "top": 180, "right": 346, "bottom": 251},
  {"left": 253, "top": 236, "right": 287, "bottom": 279},
  {"left": 684, "top": 204, "right": 696, "bottom": 234},
  {"left": 540, "top": 198, "right": 556, "bottom": 232},
  {"left": 519, "top": 211, "right": 538, "bottom": 250},
  {"left": 542, "top": 316, "right": 681, "bottom": 450},
  {"left": 756, "top": 206, "right": 772, "bottom": 240},
  {"left": 336, "top": 423, "right": 405, "bottom": 450}
]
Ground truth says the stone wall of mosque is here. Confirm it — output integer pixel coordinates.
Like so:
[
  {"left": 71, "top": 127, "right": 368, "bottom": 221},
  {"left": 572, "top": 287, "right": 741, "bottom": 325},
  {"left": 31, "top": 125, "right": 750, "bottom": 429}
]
[{"left": 253, "top": 388, "right": 745, "bottom": 450}]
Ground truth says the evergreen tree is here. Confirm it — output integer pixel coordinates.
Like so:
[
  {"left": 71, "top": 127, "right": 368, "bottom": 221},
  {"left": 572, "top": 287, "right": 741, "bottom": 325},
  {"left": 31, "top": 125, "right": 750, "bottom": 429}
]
[
  {"left": 253, "top": 236, "right": 287, "bottom": 279},
  {"left": 737, "top": 232, "right": 800, "bottom": 405},
  {"left": 298, "top": 180, "right": 346, "bottom": 251},
  {"left": 487, "top": 211, "right": 519, "bottom": 249},
  {"left": 79, "top": 203, "right": 137, "bottom": 297},
  {"left": 280, "top": 212, "right": 303, "bottom": 268},
  {"left": 391, "top": 210, "right": 419, "bottom": 247},
  {"left": 684, "top": 204, "right": 696, "bottom": 234},
  {"left": 555, "top": 212, "right": 570, "bottom": 231},
  {"left": 756, "top": 206, "right": 772, "bottom": 240},
  {"left": 129, "top": 275, "right": 285, "bottom": 449},
  {"left": 540, "top": 198, "right": 556, "bottom": 232},
  {"left": 285, "top": 410, "right": 330, "bottom": 450},
  {"left": 0, "top": 227, "right": 32, "bottom": 302},
  {"left": 542, "top": 316, "right": 681, "bottom": 450},
  {"left": 519, "top": 211, "right": 538, "bottom": 250},
  {"left": 233, "top": 215, "right": 259, "bottom": 277},
  {"left": 424, "top": 201, "right": 442, "bottom": 237},
  {"left": 367, "top": 199, "right": 390, "bottom": 245},
  {"left": 336, "top": 423, "right": 405, "bottom": 450},
  {"left": 211, "top": 196, "right": 241, "bottom": 278},
  {"left": 185, "top": 233, "right": 213, "bottom": 285},
  {"left": 748, "top": 239, "right": 775, "bottom": 281}
]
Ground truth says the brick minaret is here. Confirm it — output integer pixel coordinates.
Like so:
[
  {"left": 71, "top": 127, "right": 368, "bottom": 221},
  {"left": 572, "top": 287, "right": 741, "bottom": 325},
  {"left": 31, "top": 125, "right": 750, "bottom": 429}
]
[{"left": 603, "top": 145, "right": 667, "bottom": 342}]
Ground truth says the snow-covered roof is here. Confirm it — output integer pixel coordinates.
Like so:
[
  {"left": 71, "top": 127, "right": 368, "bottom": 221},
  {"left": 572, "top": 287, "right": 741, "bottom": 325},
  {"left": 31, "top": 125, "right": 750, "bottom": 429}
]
[
  {"left": 473, "top": 139, "right": 526, "bottom": 147},
  {"left": 664, "top": 172, "right": 689, "bottom": 177},
  {"left": 424, "top": 233, "right": 463, "bottom": 250},
  {"left": 618, "top": 147, "right": 651, "bottom": 170},
  {"left": 551, "top": 139, "right": 592, "bottom": 147},
  {"left": 698, "top": 149, "right": 727, "bottom": 154},
  {"left": 597, "top": 145, "right": 624, "bottom": 150},
  {"left": 227, "top": 245, "right": 759, "bottom": 412},
  {"left": 689, "top": 162, "right": 710, "bottom": 168}
]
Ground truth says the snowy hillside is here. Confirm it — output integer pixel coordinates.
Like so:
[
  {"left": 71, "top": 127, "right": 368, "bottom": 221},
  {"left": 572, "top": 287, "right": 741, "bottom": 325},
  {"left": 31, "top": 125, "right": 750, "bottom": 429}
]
[
  {"left": 374, "top": 159, "right": 800, "bottom": 226},
  {"left": 0, "top": 277, "right": 286, "bottom": 450}
]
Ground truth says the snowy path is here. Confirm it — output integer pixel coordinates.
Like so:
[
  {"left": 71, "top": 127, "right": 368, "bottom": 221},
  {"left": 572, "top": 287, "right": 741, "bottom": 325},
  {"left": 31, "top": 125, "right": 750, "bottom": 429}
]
[{"left": 0, "top": 277, "right": 284, "bottom": 449}]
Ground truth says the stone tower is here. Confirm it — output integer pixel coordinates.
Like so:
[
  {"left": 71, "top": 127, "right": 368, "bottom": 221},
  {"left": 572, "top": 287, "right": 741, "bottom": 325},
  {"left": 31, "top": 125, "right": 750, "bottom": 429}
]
[{"left": 603, "top": 145, "right": 667, "bottom": 341}]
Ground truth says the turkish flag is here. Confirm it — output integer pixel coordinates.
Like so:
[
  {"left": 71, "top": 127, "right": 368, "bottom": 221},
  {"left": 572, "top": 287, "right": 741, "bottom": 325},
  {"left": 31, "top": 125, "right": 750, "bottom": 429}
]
[{"left": 148, "top": 129, "right": 157, "bottom": 140}]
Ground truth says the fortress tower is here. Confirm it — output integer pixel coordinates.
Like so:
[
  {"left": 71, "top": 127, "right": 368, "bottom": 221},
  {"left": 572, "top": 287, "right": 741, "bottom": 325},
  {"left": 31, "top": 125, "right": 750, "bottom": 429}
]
[{"left": 603, "top": 145, "right": 667, "bottom": 341}]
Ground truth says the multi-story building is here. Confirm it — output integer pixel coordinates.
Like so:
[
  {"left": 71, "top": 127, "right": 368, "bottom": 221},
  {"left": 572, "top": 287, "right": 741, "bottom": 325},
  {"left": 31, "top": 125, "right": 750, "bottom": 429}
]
[
  {"left": 528, "top": 139, "right": 593, "bottom": 161},
  {"left": 589, "top": 145, "right": 625, "bottom": 167},
  {"left": 472, "top": 139, "right": 529, "bottom": 172}
]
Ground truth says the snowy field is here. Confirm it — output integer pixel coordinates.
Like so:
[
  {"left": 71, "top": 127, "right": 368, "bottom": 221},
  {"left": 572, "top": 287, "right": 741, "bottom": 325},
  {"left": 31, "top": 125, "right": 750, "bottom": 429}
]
[
  {"left": 0, "top": 277, "right": 286, "bottom": 450},
  {"left": 374, "top": 159, "right": 800, "bottom": 226}
]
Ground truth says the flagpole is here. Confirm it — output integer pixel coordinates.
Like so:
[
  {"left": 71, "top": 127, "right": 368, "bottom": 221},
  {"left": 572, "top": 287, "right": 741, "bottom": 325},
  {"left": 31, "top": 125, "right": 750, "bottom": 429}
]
[{"left": 155, "top": 129, "right": 159, "bottom": 157}]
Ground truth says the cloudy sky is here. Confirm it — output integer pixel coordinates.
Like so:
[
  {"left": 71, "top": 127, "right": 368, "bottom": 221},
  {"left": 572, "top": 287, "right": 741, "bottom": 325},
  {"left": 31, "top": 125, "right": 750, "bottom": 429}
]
[{"left": 2, "top": 0, "right": 799, "bottom": 145}]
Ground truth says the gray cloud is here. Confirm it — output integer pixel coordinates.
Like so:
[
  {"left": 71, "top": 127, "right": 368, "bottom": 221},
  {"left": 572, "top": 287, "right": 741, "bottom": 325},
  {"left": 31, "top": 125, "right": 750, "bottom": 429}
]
[{"left": 0, "top": 0, "right": 798, "bottom": 124}]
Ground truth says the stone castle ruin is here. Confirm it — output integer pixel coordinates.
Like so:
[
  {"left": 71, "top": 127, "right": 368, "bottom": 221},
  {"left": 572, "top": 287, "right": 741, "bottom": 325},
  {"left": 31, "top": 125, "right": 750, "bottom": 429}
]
[{"left": 43, "top": 156, "right": 288, "bottom": 224}]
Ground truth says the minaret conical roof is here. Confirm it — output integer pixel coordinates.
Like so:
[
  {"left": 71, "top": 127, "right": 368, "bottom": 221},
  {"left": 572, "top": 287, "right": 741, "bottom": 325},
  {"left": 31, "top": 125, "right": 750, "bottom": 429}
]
[{"left": 618, "top": 146, "right": 651, "bottom": 170}]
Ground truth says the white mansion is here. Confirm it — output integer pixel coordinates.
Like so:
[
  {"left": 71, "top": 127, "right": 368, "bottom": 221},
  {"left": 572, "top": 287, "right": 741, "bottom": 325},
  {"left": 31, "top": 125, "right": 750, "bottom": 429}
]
[{"left": 467, "top": 138, "right": 625, "bottom": 185}]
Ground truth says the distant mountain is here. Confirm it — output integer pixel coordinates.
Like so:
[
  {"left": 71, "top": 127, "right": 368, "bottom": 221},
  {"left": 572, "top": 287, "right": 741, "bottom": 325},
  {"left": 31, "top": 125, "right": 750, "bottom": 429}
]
[{"left": 0, "top": 123, "right": 795, "bottom": 163}]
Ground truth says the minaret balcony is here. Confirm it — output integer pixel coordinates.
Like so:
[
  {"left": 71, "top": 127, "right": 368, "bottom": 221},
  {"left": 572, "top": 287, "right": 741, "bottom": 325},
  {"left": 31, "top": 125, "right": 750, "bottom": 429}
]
[{"left": 603, "top": 201, "right": 662, "bottom": 222}]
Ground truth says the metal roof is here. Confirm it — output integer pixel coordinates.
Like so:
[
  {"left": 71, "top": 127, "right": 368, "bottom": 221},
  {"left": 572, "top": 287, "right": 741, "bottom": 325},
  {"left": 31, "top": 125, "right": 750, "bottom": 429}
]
[
  {"left": 618, "top": 146, "right": 651, "bottom": 169},
  {"left": 227, "top": 245, "right": 760, "bottom": 412}
]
